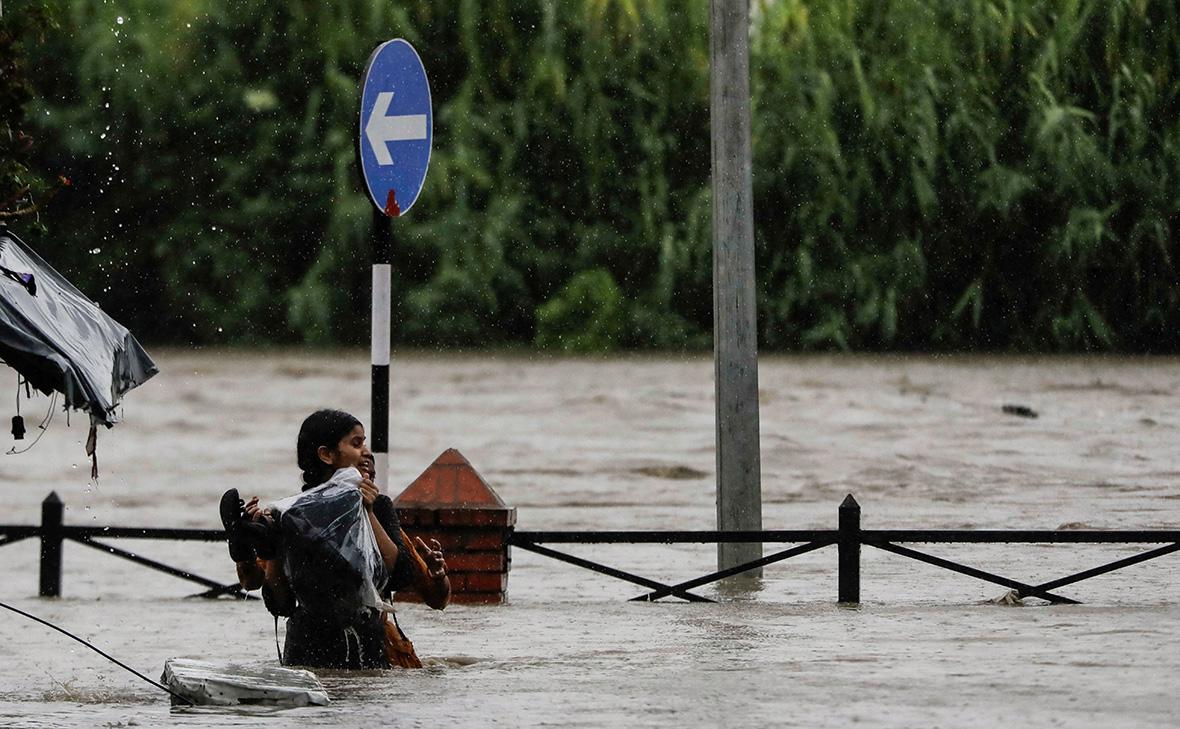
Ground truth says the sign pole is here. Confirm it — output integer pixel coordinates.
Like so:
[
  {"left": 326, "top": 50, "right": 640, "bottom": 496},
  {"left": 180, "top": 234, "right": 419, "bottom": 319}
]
[
  {"left": 371, "top": 209, "right": 392, "bottom": 490},
  {"left": 710, "top": 0, "right": 763, "bottom": 578}
]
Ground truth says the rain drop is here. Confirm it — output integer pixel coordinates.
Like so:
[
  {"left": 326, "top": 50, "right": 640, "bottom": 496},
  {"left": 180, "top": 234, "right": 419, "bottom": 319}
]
[{"left": 116, "top": 16, "right": 124, "bottom": 24}]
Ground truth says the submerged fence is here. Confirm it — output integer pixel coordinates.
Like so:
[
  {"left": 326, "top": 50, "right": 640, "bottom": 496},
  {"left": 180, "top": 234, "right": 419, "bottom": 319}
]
[
  {"left": 511, "top": 496, "right": 1180, "bottom": 604},
  {"left": 1, "top": 492, "right": 250, "bottom": 600},
  {"left": 2, "top": 492, "right": 1178, "bottom": 604}
]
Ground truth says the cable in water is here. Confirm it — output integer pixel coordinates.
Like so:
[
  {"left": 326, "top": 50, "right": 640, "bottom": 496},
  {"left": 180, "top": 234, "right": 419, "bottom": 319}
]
[{"left": 0, "top": 598, "right": 194, "bottom": 705}]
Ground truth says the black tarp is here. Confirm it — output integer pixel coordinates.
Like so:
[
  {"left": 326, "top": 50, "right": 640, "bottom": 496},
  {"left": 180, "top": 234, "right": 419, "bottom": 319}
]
[{"left": 0, "top": 226, "right": 157, "bottom": 427}]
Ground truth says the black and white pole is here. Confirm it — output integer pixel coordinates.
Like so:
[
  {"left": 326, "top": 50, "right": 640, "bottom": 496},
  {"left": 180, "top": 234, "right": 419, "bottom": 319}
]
[{"left": 371, "top": 210, "right": 392, "bottom": 490}]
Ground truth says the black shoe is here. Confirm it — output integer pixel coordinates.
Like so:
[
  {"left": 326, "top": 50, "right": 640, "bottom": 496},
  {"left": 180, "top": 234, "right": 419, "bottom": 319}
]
[{"left": 220, "top": 488, "right": 256, "bottom": 563}]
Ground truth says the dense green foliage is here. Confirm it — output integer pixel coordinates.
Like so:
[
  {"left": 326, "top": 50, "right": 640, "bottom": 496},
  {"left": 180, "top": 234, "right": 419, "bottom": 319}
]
[
  {"left": 1, "top": 2, "right": 63, "bottom": 224},
  {"left": 15, "top": 0, "right": 1180, "bottom": 350},
  {"left": 753, "top": 0, "right": 1180, "bottom": 350}
]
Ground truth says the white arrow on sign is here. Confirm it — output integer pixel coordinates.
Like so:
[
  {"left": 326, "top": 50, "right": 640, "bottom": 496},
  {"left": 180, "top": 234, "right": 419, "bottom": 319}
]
[{"left": 364, "top": 92, "right": 428, "bottom": 165}]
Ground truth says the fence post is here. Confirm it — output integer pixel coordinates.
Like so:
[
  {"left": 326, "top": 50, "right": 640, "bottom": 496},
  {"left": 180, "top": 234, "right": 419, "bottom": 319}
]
[
  {"left": 838, "top": 494, "right": 860, "bottom": 604},
  {"left": 39, "top": 491, "right": 63, "bottom": 597}
]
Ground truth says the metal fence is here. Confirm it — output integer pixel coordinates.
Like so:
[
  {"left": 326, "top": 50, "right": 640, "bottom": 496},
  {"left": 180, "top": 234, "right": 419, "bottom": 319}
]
[
  {"left": 510, "top": 495, "right": 1180, "bottom": 604},
  {"left": 1, "top": 492, "right": 249, "bottom": 600},
  {"left": 3, "top": 492, "right": 1177, "bottom": 604}
]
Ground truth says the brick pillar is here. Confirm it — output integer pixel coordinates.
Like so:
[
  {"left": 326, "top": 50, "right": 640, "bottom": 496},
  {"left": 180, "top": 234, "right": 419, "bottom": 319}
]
[{"left": 393, "top": 449, "right": 515, "bottom": 604}]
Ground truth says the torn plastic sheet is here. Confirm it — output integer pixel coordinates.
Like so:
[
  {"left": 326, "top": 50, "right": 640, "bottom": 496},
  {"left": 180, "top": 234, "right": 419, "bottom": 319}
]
[
  {"left": 0, "top": 228, "right": 157, "bottom": 426},
  {"left": 161, "top": 658, "right": 329, "bottom": 707}
]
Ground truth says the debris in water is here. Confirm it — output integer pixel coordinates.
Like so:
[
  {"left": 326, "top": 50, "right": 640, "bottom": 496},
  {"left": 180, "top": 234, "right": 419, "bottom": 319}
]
[
  {"left": 1001, "top": 404, "right": 1038, "bottom": 418},
  {"left": 161, "top": 658, "right": 328, "bottom": 707},
  {"left": 988, "top": 589, "right": 1025, "bottom": 606},
  {"left": 631, "top": 465, "right": 708, "bottom": 480}
]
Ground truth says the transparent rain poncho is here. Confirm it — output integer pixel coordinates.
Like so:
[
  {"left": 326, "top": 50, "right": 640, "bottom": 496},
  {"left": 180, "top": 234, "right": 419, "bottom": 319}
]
[{"left": 269, "top": 467, "right": 392, "bottom": 618}]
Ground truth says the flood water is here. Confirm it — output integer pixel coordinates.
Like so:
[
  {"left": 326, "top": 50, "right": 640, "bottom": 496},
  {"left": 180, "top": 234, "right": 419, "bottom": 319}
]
[{"left": 1, "top": 351, "right": 1178, "bottom": 727}]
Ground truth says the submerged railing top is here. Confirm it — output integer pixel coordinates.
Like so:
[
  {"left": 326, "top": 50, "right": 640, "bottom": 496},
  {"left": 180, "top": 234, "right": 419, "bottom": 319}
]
[{"left": 4, "top": 492, "right": 1179, "bottom": 604}]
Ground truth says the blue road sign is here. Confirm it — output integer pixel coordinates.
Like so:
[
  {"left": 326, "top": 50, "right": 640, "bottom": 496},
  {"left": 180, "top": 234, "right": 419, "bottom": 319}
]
[{"left": 358, "top": 39, "right": 432, "bottom": 217}]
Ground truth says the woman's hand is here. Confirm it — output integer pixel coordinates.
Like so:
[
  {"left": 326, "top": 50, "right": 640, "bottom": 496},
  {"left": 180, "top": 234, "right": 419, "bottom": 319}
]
[
  {"left": 408, "top": 535, "right": 450, "bottom": 609},
  {"left": 359, "top": 477, "right": 380, "bottom": 511},
  {"left": 243, "top": 497, "right": 278, "bottom": 527},
  {"left": 414, "top": 537, "right": 448, "bottom": 580}
]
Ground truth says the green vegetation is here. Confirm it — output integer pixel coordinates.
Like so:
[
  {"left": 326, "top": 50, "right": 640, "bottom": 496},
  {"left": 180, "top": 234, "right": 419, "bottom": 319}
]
[
  {"left": 12, "top": 0, "right": 1180, "bottom": 351},
  {"left": 1, "top": 2, "right": 62, "bottom": 225}
]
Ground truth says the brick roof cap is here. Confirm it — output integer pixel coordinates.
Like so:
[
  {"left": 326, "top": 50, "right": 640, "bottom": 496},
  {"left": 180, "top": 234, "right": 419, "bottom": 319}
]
[{"left": 394, "top": 448, "right": 508, "bottom": 509}]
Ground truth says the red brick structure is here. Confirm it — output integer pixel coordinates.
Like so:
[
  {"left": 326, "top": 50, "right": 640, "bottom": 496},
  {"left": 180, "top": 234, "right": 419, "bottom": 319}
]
[{"left": 392, "top": 449, "right": 515, "bottom": 604}]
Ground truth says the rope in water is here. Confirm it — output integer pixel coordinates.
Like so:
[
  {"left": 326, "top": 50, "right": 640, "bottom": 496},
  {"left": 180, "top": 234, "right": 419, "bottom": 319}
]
[{"left": 0, "top": 598, "right": 194, "bottom": 705}]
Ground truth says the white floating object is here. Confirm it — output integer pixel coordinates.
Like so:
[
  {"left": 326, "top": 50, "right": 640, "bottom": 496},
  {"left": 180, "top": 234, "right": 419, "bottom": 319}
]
[{"left": 161, "top": 658, "right": 329, "bottom": 707}]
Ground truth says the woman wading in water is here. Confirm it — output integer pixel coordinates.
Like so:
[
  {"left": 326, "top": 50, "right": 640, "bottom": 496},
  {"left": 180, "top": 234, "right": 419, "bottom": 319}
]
[{"left": 220, "top": 409, "right": 449, "bottom": 669}]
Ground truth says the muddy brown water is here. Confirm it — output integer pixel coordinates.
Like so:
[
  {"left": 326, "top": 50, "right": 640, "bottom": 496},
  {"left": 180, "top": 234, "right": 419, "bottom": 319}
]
[{"left": 1, "top": 351, "right": 1178, "bottom": 727}]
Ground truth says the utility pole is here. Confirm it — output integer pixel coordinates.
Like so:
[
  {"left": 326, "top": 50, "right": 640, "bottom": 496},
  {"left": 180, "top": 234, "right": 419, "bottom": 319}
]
[{"left": 710, "top": 0, "right": 763, "bottom": 578}]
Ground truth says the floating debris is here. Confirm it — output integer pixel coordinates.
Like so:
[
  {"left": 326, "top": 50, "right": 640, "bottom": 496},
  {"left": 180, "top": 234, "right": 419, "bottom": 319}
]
[
  {"left": 988, "top": 589, "right": 1026, "bottom": 606},
  {"left": 1002, "top": 404, "right": 1039, "bottom": 418},
  {"left": 631, "top": 465, "right": 709, "bottom": 480},
  {"left": 161, "top": 658, "right": 328, "bottom": 707}
]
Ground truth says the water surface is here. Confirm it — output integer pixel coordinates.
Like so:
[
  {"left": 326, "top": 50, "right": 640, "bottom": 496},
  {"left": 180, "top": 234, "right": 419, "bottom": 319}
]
[{"left": 1, "top": 352, "right": 1177, "bottom": 727}]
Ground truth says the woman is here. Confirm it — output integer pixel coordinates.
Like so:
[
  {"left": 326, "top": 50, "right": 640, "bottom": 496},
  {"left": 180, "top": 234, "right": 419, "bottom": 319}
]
[{"left": 221, "top": 409, "right": 449, "bottom": 669}]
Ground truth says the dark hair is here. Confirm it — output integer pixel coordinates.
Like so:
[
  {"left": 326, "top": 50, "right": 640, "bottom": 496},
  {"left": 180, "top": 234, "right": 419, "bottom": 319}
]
[{"left": 296, "top": 409, "right": 362, "bottom": 489}]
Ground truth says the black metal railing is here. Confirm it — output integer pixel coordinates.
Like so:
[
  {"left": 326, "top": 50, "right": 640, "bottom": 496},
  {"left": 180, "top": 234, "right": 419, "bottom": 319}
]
[
  {"left": 510, "top": 495, "right": 1180, "bottom": 604},
  {"left": 0, "top": 492, "right": 249, "bottom": 600},
  {"left": 4, "top": 492, "right": 1177, "bottom": 604}
]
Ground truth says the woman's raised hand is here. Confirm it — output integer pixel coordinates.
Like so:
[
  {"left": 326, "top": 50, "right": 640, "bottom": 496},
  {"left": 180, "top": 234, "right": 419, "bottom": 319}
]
[
  {"left": 414, "top": 537, "right": 448, "bottom": 580},
  {"left": 358, "top": 477, "right": 380, "bottom": 511}
]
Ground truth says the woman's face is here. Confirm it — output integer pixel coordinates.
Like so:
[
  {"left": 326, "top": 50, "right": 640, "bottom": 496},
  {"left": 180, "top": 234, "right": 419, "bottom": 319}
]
[{"left": 320, "top": 424, "right": 374, "bottom": 478}]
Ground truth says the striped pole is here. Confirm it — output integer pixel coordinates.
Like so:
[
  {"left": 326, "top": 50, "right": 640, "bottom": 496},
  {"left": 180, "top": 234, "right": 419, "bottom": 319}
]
[{"left": 371, "top": 210, "right": 392, "bottom": 490}]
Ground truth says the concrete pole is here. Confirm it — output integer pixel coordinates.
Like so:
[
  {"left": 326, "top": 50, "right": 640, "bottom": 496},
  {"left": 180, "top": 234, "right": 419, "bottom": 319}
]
[{"left": 710, "top": 0, "right": 763, "bottom": 577}]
